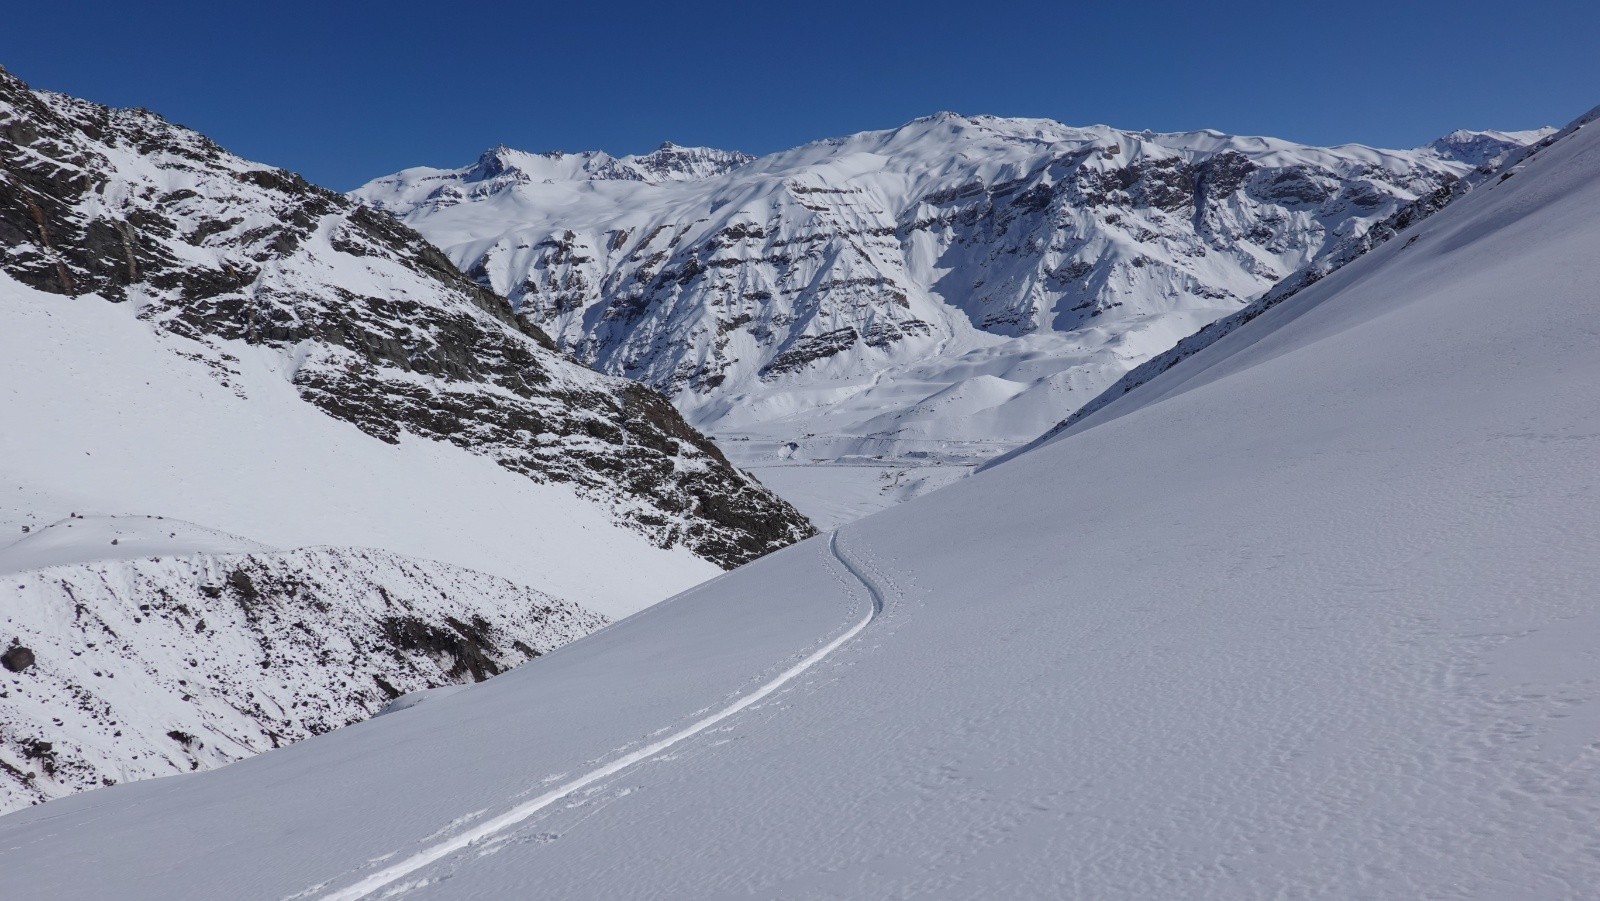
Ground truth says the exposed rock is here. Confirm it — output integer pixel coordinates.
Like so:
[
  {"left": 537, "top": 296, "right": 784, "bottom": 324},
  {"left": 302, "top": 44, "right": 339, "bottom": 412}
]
[
  {"left": 1032, "top": 123, "right": 1576, "bottom": 448},
  {"left": 1, "top": 646, "right": 34, "bottom": 673}
]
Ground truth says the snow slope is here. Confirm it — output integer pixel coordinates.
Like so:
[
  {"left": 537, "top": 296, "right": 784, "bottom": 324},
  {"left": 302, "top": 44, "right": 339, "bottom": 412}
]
[
  {"left": 0, "top": 266, "right": 665, "bottom": 807},
  {"left": 0, "top": 514, "right": 273, "bottom": 575},
  {"left": 357, "top": 117, "right": 1549, "bottom": 520},
  {"left": 0, "top": 273, "right": 711, "bottom": 618},
  {"left": 2, "top": 104, "right": 1597, "bottom": 898}
]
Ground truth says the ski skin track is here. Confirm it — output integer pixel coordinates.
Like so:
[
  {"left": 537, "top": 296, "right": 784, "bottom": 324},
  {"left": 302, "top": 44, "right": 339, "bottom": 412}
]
[{"left": 306, "top": 529, "right": 885, "bottom": 900}]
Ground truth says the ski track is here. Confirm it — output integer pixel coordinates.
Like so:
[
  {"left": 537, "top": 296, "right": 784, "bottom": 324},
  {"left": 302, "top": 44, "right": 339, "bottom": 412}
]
[{"left": 304, "top": 529, "right": 885, "bottom": 901}]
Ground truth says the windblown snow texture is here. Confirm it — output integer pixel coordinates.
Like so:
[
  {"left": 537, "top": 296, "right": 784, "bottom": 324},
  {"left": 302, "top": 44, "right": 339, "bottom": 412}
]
[{"left": 2, "top": 99, "right": 1595, "bottom": 900}]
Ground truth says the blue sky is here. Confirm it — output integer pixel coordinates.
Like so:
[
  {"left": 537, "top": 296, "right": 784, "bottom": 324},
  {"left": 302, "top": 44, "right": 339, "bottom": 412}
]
[{"left": 3, "top": 1, "right": 1594, "bottom": 189}]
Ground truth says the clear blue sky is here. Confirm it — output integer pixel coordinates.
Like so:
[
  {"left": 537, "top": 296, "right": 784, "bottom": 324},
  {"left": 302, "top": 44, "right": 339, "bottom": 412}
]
[{"left": 3, "top": 1, "right": 1595, "bottom": 189}]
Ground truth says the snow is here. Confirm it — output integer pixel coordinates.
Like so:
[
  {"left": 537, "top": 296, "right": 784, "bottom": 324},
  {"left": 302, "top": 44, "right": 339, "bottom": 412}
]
[
  {"left": 740, "top": 459, "right": 971, "bottom": 531},
  {"left": 0, "top": 67, "right": 816, "bottom": 813},
  {"left": 355, "top": 115, "right": 1546, "bottom": 523},
  {"left": 321, "top": 530, "right": 881, "bottom": 901},
  {"left": 0, "top": 274, "right": 717, "bottom": 620},
  {"left": 0, "top": 515, "right": 273, "bottom": 575},
  {"left": 3, "top": 109, "right": 1596, "bottom": 899}
]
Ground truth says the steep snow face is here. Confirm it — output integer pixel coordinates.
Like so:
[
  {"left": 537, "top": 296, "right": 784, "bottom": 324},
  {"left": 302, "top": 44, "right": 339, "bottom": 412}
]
[
  {"left": 0, "top": 535, "right": 605, "bottom": 813},
  {"left": 356, "top": 115, "right": 1544, "bottom": 522},
  {"left": 0, "top": 66, "right": 811, "bottom": 569},
  {"left": 5, "top": 103, "right": 1597, "bottom": 900}
]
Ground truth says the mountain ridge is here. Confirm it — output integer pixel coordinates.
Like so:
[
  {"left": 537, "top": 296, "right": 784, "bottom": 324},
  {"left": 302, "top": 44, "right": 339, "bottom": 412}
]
[{"left": 355, "top": 113, "right": 1547, "bottom": 524}]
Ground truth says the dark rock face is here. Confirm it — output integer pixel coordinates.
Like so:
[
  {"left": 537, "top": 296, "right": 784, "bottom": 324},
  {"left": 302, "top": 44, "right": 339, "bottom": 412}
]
[
  {"left": 0, "top": 65, "right": 812, "bottom": 567},
  {"left": 2, "top": 646, "right": 35, "bottom": 673},
  {"left": 761, "top": 327, "right": 868, "bottom": 378},
  {"left": 380, "top": 615, "right": 505, "bottom": 683},
  {"left": 1249, "top": 168, "right": 1335, "bottom": 206}
]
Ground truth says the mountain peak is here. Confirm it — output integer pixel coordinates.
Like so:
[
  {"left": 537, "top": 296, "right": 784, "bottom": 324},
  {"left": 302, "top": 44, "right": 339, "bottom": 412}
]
[
  {"left": 1424, "top": 127, "right": 1558, "bottom": 169},
  {"left": 621, "top": 142, "right": 754, "bottom": 182},
  {"left": 467, "top": 144, "right": 521, "bottom": 180},
  {"left": 451, "top": 141, "right": 748, "bottom": 186}
]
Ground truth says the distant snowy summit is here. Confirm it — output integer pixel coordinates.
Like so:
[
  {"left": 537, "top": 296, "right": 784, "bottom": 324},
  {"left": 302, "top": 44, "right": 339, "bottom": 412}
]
[
  {"left": 354, "top": 114, "right": 1551, "bottom": 515},
  {"left": 362, "top": 141, "right": 756, "bottom": 217},
  {"left": 1425, "top": 127, "right": 1558, "bottom": 169}
]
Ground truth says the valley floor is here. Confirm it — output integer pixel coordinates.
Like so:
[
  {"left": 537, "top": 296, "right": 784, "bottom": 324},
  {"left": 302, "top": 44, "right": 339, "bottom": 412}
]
[{"left": 735, "top": 459, "right": 972, "bottom": 530}]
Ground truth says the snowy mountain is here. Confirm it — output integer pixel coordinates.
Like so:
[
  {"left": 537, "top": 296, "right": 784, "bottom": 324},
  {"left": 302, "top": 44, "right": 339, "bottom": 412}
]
[
  {"left": 4, "top": 98, "right": 1595, "bottom": 898},
  {"left": 0, "top": 66, "right": 810, "bottom": 809},
  {"left": 447, "top": 141, "right": 755, "bottom": 189},
  {"left": 1011, "top": 124, "right": 1570, "bottom": 456},
  {"left": 0, "top": 65, "right": 809, "bottom": 569},
  {"left": 1425, "top": 127, "right": 1558, "bottom": 168},
  {"left": 356, "top": 116, "right": 1548, "bottom": 524}
]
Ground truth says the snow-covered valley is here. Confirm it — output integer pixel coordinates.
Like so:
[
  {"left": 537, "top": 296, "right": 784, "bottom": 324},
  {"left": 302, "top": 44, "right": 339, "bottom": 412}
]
[{"left": 1, "top": 67, "right": 1595, "bottom": 901}]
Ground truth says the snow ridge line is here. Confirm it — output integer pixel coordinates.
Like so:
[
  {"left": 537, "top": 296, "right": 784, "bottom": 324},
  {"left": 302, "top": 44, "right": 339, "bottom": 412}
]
[{"left": 307, "top": 529, "right": 883, "bottom": 901}]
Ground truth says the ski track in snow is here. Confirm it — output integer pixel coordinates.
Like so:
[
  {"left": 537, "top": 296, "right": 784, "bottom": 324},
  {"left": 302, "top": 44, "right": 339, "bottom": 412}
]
[{"left": 304, "top": 530, "right": 886, "bottom": 901}]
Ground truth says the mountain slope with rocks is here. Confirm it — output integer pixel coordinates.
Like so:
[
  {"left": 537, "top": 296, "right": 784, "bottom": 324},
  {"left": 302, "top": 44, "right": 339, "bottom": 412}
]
[
  {"left": 358, "top": 116, "right": 1549, "bottom": 525},
  {"left": 0, "top": 65, "right": 810, "bottom": 570},
  {"left": 0, "top": 517, "right": 606, "bottom": 812},
  {"left": 0, "top": 65, "right": 809, "bottom": 810},
  {"left": 1015, "top": 122, "right": 1575, "bottom": 455}
]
